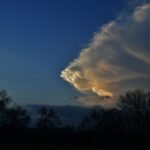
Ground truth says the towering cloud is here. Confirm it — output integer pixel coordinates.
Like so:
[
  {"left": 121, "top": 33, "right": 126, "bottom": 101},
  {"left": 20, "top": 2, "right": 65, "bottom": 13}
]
[{"left": 61, "top": 3, "right": 150, "bottom": 106}]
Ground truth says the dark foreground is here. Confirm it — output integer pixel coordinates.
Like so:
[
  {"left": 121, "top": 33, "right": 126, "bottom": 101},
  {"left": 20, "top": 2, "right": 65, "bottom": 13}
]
[
  {"left": 0, "top": 129, "right": 150, "bottom": 150},
  {"left": 1, "top": 89, "right": 150, "bottom": 149}
]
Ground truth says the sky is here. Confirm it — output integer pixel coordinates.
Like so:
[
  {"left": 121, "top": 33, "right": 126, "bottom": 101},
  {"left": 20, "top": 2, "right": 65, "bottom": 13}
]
[{"left": 0, "top": 0, "right": 149, "bottom": 106}]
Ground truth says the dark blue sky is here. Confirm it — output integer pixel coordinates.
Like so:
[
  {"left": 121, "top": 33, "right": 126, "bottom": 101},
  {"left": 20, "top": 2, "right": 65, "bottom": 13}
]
[{"left": 0, "top": 0, "right": 126, "bottom": 105}]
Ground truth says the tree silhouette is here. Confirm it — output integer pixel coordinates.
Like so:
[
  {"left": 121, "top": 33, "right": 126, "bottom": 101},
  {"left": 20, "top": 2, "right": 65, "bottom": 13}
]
[
  {"left": 37, "top": 107, "right": 61, "bottom": 129},
  {"left": 0, "top": 89, "right": 12, "bottom": 111},
  {"left": 117, "top": 89, "right": 150, "bottom": 132},
  {"left": 79, "top": 108, "right": 104, "bottom": 131},
  {"left": 0, "top": 90, "right": 31, "bottom": 129},
  {"left": 6, "top": 105, "right": 31, "bottom": 129},
  {"left": 79, "top": 107, "right": 123, "bottom": 133},
  {"left": 0, "top": 89, "right": 12, "bottom": 127},
  {"left": 118, "top": 89, "right": 147, "bottom": 111}
]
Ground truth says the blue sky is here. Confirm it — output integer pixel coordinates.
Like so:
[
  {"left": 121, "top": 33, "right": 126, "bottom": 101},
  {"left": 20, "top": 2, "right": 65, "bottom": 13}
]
[{"left": 0, "top": 0, "right": 126, "bottom": 105}]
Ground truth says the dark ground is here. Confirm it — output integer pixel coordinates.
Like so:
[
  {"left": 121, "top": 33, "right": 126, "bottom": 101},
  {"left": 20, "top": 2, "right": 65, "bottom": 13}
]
[{"left": 0, "top": 129, "right": 150, "bottom": 150}]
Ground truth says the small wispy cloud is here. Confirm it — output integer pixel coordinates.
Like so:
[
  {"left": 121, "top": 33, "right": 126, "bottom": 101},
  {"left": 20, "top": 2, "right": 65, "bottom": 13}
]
[{"left": 61, "top": 2, "right": 150, "bottom": 106}]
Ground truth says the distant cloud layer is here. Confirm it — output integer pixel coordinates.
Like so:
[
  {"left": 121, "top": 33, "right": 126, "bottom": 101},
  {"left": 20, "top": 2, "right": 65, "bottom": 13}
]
[{"left": 61, "top": 3, "right": 150, "bottom": 106}]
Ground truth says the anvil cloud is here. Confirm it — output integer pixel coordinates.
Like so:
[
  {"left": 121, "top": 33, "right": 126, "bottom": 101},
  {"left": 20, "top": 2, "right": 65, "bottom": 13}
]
[{"left": 61, "top": 3, "right": 150, "bottom": 106}]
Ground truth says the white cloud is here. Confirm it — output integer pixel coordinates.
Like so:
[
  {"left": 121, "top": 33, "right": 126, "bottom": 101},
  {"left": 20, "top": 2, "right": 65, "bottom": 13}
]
[{"left": 61, "top": 3, "right": 150, "bottom": 106}]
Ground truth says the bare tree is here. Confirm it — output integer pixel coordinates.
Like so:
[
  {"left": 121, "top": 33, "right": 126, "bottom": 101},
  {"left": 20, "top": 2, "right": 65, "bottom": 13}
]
[
  {"left": 0, "top": 89, "right": 12, "bottom": 111},
  {"left": 0, "top": 90, "right": 12, "bottom": 127},
  {"left": 37, "top": 107, "right": 61, "bottom": 129},
  {"left": 117, "top": 89, "right": 150, "bottom": 132},
  {"left": 6, "top": 105, "right": 31, "bottom": 129},
  {"left": 79, "top": 108, "right": 104, "bottom": 131}
]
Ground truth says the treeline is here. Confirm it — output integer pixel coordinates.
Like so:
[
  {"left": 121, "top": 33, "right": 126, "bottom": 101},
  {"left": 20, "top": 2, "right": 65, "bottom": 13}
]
[
  {"left": 0, "top": 89, "right": 150, "bottom": 149},
  {"left": 79, "top": 89, "right": 150, "bottom": 134}
]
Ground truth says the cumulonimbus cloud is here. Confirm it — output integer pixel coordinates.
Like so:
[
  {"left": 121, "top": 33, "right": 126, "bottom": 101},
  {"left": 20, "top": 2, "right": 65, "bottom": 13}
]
[{"left": 60, "top": 3, "right": 150, "bottom": 106}]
